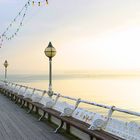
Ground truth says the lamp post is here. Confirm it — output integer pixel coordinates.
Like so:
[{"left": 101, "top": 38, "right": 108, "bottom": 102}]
[
  {"left": 44, "top": 42, "right": 56, "bottom": 97},
  {"left": 4, "top": 60, "right": 8, "bottom": 82}
]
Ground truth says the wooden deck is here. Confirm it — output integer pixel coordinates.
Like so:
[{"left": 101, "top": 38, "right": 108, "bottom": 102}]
[{"left": 0, "top": 94, "right": 69, "bottom": 140}]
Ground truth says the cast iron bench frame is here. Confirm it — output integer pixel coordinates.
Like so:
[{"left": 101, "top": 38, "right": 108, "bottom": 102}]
[{"left": 0, "top": 84, "right": 124, "bottom": 140}]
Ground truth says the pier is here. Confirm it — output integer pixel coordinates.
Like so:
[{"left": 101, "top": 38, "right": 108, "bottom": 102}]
[
  {"left": 0, "top": 92, "right": 69, "bottom": 140},
  {"left": 0, "top": 81, "right": 140, "bottom": 140},
  {"left": 1, "top": 1, "right": 140, "bottom": 140}
]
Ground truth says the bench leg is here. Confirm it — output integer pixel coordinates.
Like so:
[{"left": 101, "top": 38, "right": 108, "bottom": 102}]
[
  {"left": 3, "top": 91, "right": 6, "bottom": 96},
  {"left": 20, "top": 100, "right": 25, "bottom": 108},
  {"left": 12, "top": 94, "right": 15, "bottom": 100},
  {"left": 13, "top": 95, "right": 16, "bottom": 101},
  {"left": 27, "top": 102, "right": 29, "bottom": 109},
  {"left": 38, "top": 111, "right": 46, "bottom": 121},
  {"left": 10, "top": 94, "right": 12, "bottom": 100},
  {"left": 20, "top": 100, "right": 23, "bottom": 107},
  {"left": 4, "top": 91, "right": 7, "bottom": 96},
  {"left": 54, "top": 120, "right": 64, "bottom": 133},
  {"left": 7, "top": 92, "right": 10, "bottom": 98},
  {"left": 90, "top": 136, "right": 93, "bottom": 140},
  {"left": 27, "top": 104, "right": 34, "bottom": 114},
  {"left": 15, "top": 97, "right": 18, "bottom": 104},
  {"left": 11, "top": 94, "right": 14, "bottom": 100},
  {"left": 35, "top": 107, "right": 39, "bottom": 114},
  {"left": 19, "top": 99, "right": 22, "bottom": 105},
  {"left": 6, "top": 91, "right": 9, "bottom": 97},
  {"left": 48, "top": 114, "right": 51, "bottom": 122},
  {"left": 66, "top": 123, "right": 70, "bottom": 134}
]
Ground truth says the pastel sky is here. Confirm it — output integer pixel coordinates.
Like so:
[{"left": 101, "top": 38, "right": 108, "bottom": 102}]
[{"left": 1, "top": 0, "right": 140, "bottom": 74}]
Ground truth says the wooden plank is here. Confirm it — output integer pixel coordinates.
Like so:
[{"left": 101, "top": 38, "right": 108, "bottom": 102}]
[
  {"left": 0, "top": 93, "right": 69, "bottom": 140},
  {"left": 35, "top": 105, "right": 124, "bottom": 140}
]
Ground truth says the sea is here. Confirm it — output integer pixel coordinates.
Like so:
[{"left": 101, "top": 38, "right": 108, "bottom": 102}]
[{"left": 1, "top": 73, "right": 140, "bottom": 123}]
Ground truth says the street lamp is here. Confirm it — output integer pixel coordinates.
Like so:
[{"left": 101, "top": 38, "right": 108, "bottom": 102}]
[
  {"left": 4, "top": 60, "right": 8, "bottom": 82},
  {"left": 44, "top": 42, "right": 56, "bottom": 96}
]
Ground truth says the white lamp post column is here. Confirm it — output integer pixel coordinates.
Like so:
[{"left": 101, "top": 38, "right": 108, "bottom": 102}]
[
  {"left": 4, "top": 60, "right": 8, "bottom": 82},
  {"left": 44, "top": 42, "right": 56, "bottom": 96}
]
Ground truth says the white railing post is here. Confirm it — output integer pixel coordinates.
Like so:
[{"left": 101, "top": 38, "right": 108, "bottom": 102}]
[
  {"left": 74, "top": 98, "right": 81, "bottom": 109},
  {"left": 31, "top": 88, "right": 36, "bottom": 96},
  {"left": 103, "top": 106, "right": 115, "bottom": 129},
  {"left": 54, "top": 93, "right": 60, "bottom": 104}
]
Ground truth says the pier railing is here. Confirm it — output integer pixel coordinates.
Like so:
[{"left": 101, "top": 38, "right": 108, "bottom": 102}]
[
  {"left": 6, "top": 81, "right": 140, "bottom": 117},
  {"left": 1, "top": 80, "right": 140, "bottom": 140}
]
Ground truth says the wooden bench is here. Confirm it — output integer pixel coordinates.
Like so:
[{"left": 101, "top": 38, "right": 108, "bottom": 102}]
[
  {"left": 0, "top": 84, "right": 124, "bottom": 140},
  {"left": 15, "top": 94, "right": 124, "bottom": 140}
]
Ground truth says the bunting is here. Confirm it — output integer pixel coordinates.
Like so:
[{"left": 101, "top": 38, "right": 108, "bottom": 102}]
[
  {"left": 0, "top": 0, "right": 49, "bottom": 48},
  {"left": 32, "top": 0, "right": 48, "bottom": 6}
]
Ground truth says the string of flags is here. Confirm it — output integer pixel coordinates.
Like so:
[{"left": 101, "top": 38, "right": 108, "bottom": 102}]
[
  {"left": 0, "top": 0, "right": 48, "bottom": 48},
  {"left": 32, "top": 0, "right": 48, "bottom": 6}
]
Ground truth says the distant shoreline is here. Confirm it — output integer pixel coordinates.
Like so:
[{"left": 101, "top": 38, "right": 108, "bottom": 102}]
[{"left": 1, "top": 73, "right": 140, "bottom": 83}]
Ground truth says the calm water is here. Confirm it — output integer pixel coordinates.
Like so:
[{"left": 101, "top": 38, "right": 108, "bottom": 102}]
[{"left": 2, "top": 74, "right": 140, "bottom": 122}]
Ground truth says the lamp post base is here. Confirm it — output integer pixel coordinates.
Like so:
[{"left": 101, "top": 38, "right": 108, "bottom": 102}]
[{"left": 48, "top": 90, "right": 53, "bottom": 97}]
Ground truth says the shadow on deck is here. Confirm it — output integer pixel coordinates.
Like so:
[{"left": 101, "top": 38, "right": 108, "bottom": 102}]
[{"left": 0, "top": 94, "right": 69, "bottom": 140}]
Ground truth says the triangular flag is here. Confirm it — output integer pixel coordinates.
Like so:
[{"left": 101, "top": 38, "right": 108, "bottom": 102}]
[
  {"left": 32, "top": 1, "right": 35, "bottom": 6},
  {"left": 38, "top": 2, "right": 41, "bottom": 6},
  {"left": 46, "top": 0, "right": 48, "bottom": 5}
]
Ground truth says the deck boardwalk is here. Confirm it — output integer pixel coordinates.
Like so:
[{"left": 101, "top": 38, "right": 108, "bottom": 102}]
[{"left": 0, "top": 94, "right": 69, "bottom": 140}]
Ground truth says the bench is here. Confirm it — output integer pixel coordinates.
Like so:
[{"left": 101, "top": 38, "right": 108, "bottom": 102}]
[
  {"left": 17, "top": 89, "right": 123, "bottom": 140},
  {"left": 0, "top": 82, "right": 124, "bottom": 140}
]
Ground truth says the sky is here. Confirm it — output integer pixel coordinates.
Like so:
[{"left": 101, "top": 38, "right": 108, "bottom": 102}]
[{"left": 1, "top": 0, "right": 140, "bottom": 74}]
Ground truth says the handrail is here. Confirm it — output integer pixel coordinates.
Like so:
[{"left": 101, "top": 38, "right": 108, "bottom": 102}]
[
  {"left": 114, "top": 107, "right": 140, "bottom": 117},
  {"left": 1, "top": 80, "right": 140, "bottom": 118},
  {"left": 9, "top": 82, "right": 45, "bottom": 92}
]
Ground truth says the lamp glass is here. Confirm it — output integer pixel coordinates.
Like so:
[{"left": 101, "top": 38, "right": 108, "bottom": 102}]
[
  {"left": 4, "top": 60, "right": 8, "bottom": 68},
  {"left": 45, "top": 47, "right": 56, "bottom": 58},
  {"left": 44, "top": 42, "right": 56, "bottom": 58}
]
